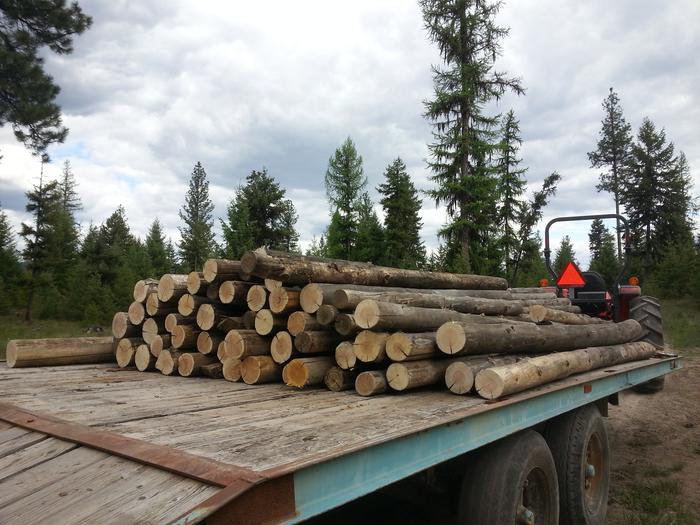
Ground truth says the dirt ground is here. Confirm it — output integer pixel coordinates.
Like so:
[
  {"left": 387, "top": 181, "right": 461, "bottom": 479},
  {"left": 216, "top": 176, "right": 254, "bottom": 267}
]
[{"left": 307, "top": 351, "right": 700, "bottom": 524}]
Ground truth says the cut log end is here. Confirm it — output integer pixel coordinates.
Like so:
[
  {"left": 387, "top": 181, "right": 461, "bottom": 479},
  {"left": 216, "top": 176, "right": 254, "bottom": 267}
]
[
  {"left": 385, "top": 363, "right": 409, "bottom": 391},
  {"left": 255, "top": 309, "right": 279, "bottom": 336},
  {"left": 299, "top": 284, "right": 323, "bottom": 314},
  {"left": 474, "top": 369, "right": 504, "bottom": 400},
  {"left": 355, "top": 370, "right": 388, "bottom": 397},
  {"left": 324, "top": 366, "right": 356, "bottom": 392},
  {"left": 135, "top": 344, "right": 156, "bottom": 371},
  {"left": 128, "top": 301, "right": 146, "bottom": 325},
  {"left": 385, "top": 332, "right": 411, "bottom": 361},
  {"left": 222, "top": 358, "right": 243, "bottom": 382},
  {"left": 353, "top": 331, "right": 390, "bottom": 363},
  {"left": 112, "top": 312, "right": 137, "bottom": 339},
  {"left": 177, "top": 353, "right": 196, "bottom": 377},
  {"left": 149, "top": 334, "right": 171, "bottom": 357},
  {"left": 133, "top": 278, "right": 158, "bottom": 303},
  {"left": 241, "top": 356, "right": 281, "bottom": 385},
  {"left": 186, "top": 271, "right": 205, "bottom": 295},
  {"left": 264, "top": 279, "right": 283, "bottom": 291},
  {"left": 283, "top": 357, "right": 334, "bottom": 388},
  {"left": 116, "top": 338, "right": 138, "bottom": 368},
  {"left": 436, "top": 322, "right": 466, "bottom": 355},
  {"left": 335, "top": 341, "right": 356, "bottom": 370},
  {"left": 247, "top": 285, "right": 268, "bottom": 312},
  {"left": 316, "top": 304, "right": 339, "bottom": 326},
  {"left": 202, "top": 259, "right": 218, "bottom": 283},
  {"left": 271, "top": 331, "right": 293, "bottom": 364},
  {"left": 354, "top": 299, "right": 380, "bottom": 329},
  {"left": 444, "top": 362, "right": 475, "bottom": 395},
  {"left": 196, "top": 304, "right": 216, "bottom": 331}
]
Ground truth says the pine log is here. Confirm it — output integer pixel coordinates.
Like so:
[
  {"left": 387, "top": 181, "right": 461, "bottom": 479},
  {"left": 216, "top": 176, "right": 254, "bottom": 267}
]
[
  {"left": 216, "top": 315, "right": 248, "bottom": 333},
  {"left": 353, "top": 331, "right": 391, "bottom": 363},
  {"left": 112, "top": 312, "right": 140, "bottom": 338},
  {"left": 200, "top": 362, "right": 224, "bottom": 379},
  {"left": 254, "top": 309, "right": 286, "bottom": 336},
  {"left": 246, "top": 285, "right": 268, "bottom": 312},
  {"left": 149, "top": 334, "right": 171, "bottom": 357},
  {"left": 316, "top": 304, "right": 340, "bottom": 326},
  {"left": 264, "top": 279, "right": 283, "bottom": 291},
  {"left": 385, "top": 332, "right": 439, "bottom": 362},
  {"left": 133, "top": 278, "right": 159, "bottom": 303},
  {"left": 269, "top": 287, "right": 301, "bottom": 315},
  {"left": 324, "top": 366, "right": 356, "bottom": 392},
  {"left": 243, "top": 310, "right": 257, "bottom": 330},
  {"left": 218, "top": 280, "right": 252, "bottom": 305},
  {"left": 283, "top": 356, "right": 335, "bottom": 388},
  {"left": 222, "top": 358, "right": 243, "bottom": 381},
  {"left": 517, "top": 298, "right": 572, "bottom": 307},
  {"left": 354, "top": 300, "right": 510, "bottom": 332},
  {"left": 224, "top": 329, "right": 270, "bottom": 360},
  {"left": 335, "top": 341, "right": 357, "bottom": 370},
  {"left": 271, "top": 331, "right": 294, "bottom": 364},
  {"left": 510, "top": 287, "right": 548, "bottom": 294},
  {"left": 475, "top": 341, "right": 658, "bottom": 399},
  {"left": 128, "top": 301, "right": 146, "bottom": 325},
  {"left": 335, "top": 313, "right": 360, "bottom": 336},
  {"left": 545, "top": 305, "right": 582, "bottom": 314},
  {"left": 171, "top": 324, "right": 201, "bottom": 349},
  {"left": 241, "top": 356, "right": 282, "bottom": 384},
  {"left": 355, "top": 370, "right": 388, "bottom": 397},
  {"left": 203, "top": 259, "right": 242, "bottom": 283},
  {"left": 135, "top": 344, "right": 157, "bottom": 371},
  {"left": 196, "top": 331, "right": 224, "bottom": 355},
  {"left": 197, "top": 303, "right": 239, "bottom": 331},
  {"left": 155, "top": 350, "right": 183, "bottom": 376},
  {"left": 116, "top": 338, "right": 141, "bottom": 368},
  {"left": 216, "top": 340, "right": 228, "bottom": 362},
  {"left": 6, "top": 337, "right": 115, "bottom": 368},
  {"left": 445, "top": 355, "right": 524, "bottom": 395},
  {"left": 295, "top": 331, "right": 342, "bottom": 354},
  {"left": 165, "top": 313, "right": 196, "bottom": 333},
  {"left": 242, "top": 248, "right": 508, "bottom": 289},
  {"left": 436, "top": 318, "right": 643, "bottom": 356},
  {"left": 529, "top": 304, "right": 608, "bottom": 325},
  {"left": 178, "top": 294, "right": 207, "bottom": 316},
  {"left": 186, "top": 271, "right": 207, "bottom": 295},
  {"left": 158, "top": 274, "right": 189, "bottom": 302},
  {"left": 178, "top": 353, "right": 218, "bottom": 377},
  {"left": 146, "top": 293, "right": 178, "bottom": 317},
  {"left": 142, "top": 317, "right": 167, "bottom": 345},
  {"left": 287, "top": 311, "right": 328, "bottom": 336}
]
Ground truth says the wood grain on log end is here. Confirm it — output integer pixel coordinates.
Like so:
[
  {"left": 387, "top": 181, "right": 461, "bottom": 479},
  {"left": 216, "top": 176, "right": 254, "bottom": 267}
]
[
  {"left": 247, "top": 285, "right": 268, "bottom": 312},
  {"left": 436, "top": 322, "right": 466, "bottom": 355},
  {"left": 271, "top": 331, "right": 293, "bottom": 364},
  {"left": 474, "top": 369, "right": 503, "bottom": 400},
  {"left": 444, "top": 361, "right": 475, "bottom": 395},
  {"left": 316, "top": 304, "right": 339, "bottom": 326},
  {"left": 142, "top": 317, "right": 165, "bottom": 345},
  {"left": 324, "top": 366, "right": 356, "bottom": 392},
  {"left": 354, "top": 299, "right": 380, "bottom": 329},
  {"left": 116, "top": 338, "right": 139, "bottom": 368},
  {"left": 222, "top": 358, "right": 243, "bottom": 381},
  {"left": 299, "top": 283, "right": 324, "bottom": 313},
  {"left": 355, "top": 370, "right": 388, "bottom": 397},
  {"left": 335, "top": 341, "right": 356, "bottom": 370},
  {"left": 241, "top": 355, "right": 281, "bottom": 385},
  {"left": 128, "top": 301, "right": 146, "bottom": 325},
  {"left": 135, "top": 344, "right": 156, "bottom": 371},
  {"left": 149, "top": 334, "right": 171, "bottom": 357},
  {"left": 196, "top": 303, "right": 216, "bottom": 331},
  {"left": 133, "top": 278, "right": 158, "bottom": 303},
  {"left": 186, "top": 271, "right": 206, "bottom": 295},
  {"left": 353, "top": 330, "right": 390, "bottom": 363},
  {"left": 386, "top": 363, "right": 409, "bottom": 391}
]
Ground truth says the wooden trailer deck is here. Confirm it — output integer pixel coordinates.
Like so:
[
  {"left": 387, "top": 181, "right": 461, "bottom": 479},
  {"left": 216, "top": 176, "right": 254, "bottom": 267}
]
[{"left": 0, "top": 357, "right": 679, "bottom": 524}]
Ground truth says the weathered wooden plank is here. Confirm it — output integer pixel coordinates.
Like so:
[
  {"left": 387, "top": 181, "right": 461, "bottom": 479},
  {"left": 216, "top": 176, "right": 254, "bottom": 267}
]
[{"left": 0, "top": 436, "right": 77, "bottom": 482}]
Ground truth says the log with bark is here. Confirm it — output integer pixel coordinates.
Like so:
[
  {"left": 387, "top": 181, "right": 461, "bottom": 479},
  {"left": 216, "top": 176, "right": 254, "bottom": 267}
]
[
  {"left": 264, "top": 279, "right": 283, "bottom": 291},
  {"left": 436, "top": 319, "right": 643, "bottom": 356},
  {"left": 246, "top": 285, "right": 268, "bottom": 312},
  {"left": 222, "top": 357, "right": 243, "bottom": 382},
  {"left": 334, "top": 341, "right": 357, "bottom": 370},
  {"left": 254, "top": 309, "right": 286, "bottom": 336},
  {"left": 355, "top": 370, "right": 388, "bottom": 397},
  {"left": 241, "top": 356, "right": 282, "bottom": 385},
  {"left": 218, "top": 280, "right": 252, "bottom": 305},
  {"left": 196, "top": 331, "right": 224, "bottom": 355},
  {"left": 128, "top": 301, "right": 147, "bottom": 325},
  {"left": 287, "top": 311, "right": 328, "bottom": 336},
  {"left": 324, "top": 366, "right": 357, "bottom": 392},
  {"left": 243, "top": 310, "right": 257, "bottom": 330},
  {"left": 186, "top": 271, "right": 207, "bottom": 295},
  {"left": 177, "top": 294, "right": 208, "bottom": 317},
  {"left": 475, "top": 341, "right": 658, "bottom": 399},
  {"left": 6, "top": 337, "right": 115, "bottom": 368},
  {"left": 202, "top": 259, "right": 243, "bottom": 283},
  {"left": 197, "top": 304, "right": 241, "bottom": 331},
  {"left": 165, "top": 313, "right": 196, "bottom": 333},
  {"left": 241, "top": 248, "right": 508, "bottom": 290},
  {"left": 112, "top": 312, "right": 140, "bottom": 339},
  {"left": 269, "top": 287, "right": 301, "bottom": 315},
  {"left": 146, "top": 293, "right": 178, "bottom": 317},
  {"left": 200, "top": 362, "right": 224, "bottom": 379},
  {"left": 206, "top": 283, "right": 221, "bottom": 302},
  {"left": 270, "top": 331, "right": 294, "bottom": 364},
  {"left": 353, "top": 331, "right": 390, "bottom": 363},
  {"left": 178, "top": 353, "right": 218, "bottom": 377},
  {"left": 295, "top": 331, "right": 343, "bottom": 354},
  {"left": 335, "top": 313, "right": 360, "bottom": 336},
  {"left": 283, "top": 356, "right": 335, "bottom": 388},
  {"left": 171, "top": 324, "right": 200, "bottom": 350},
  {"left": 216, "top": 315, "right": 249, "bottom": 333},
  {"left": 223, "top": 329, "right": 270, "bottom": 360},
  {"left": 116, "top": 338, "right": 141, "bottom": 367},
  {"left": 316, "top": 304, "right": 340, "bottom": 326},
  {"left": 155, "top": 349, "right": 183, "bottom": 376},
  {"left": 157, "top": 274, "right": 189, "bottom": 302},
  {"left": 142, "top": 317, "right": 167, "bottom": 345},
  {"left": 528, "top": 304, "right": 608, "bottom": 325},
  {"left": 385, "top": 332, "right": 440, "bottom": 362},
  {"left": 444, "top": 355, "right": 524, "bottom": 395},
  {"left": 135, "top": 344, "right": 157, "bottom": 371},
  {"left": 149, "top": 334, "right": 171, "bottom": 357},
  {"left": 133, "top": 278, "right": 159, "bottom": 303}
]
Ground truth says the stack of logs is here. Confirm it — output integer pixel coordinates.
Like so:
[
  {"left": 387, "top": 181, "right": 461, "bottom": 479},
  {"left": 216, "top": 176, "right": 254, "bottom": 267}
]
[{"left": 110, "top": 248, "right": 657, "bottom": 400}]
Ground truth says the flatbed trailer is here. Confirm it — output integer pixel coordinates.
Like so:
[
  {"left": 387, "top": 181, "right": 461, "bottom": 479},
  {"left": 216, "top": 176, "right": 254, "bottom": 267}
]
[{"left": 0, "top": 356, "right": 679, "bottom": 524}]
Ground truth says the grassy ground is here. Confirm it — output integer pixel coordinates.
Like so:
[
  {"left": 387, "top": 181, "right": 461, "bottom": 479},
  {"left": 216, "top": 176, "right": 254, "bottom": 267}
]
[{"left": 660, "top": 298, "right": 700, "bottom": 349}]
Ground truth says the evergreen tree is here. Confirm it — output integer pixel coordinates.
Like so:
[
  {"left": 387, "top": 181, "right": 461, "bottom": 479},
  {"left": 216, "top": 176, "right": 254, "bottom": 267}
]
[
  {"left": 324, "top": 138, "right": 367, "bottom": 258},
  {"left": 420, "top": 0, "right": 524, "bottom": 273},
  {"left": 0, "top": 205, "right": 22, "bottom": 313},
  {"left": 495, "top": 110, "right": 527, "bottom": 277},
  {"left": 145, "top": 219, "right": 172, "bottom": 277},
  {"left": 96, "top": 205, "right": 136, "bottom": 285},
  {"left": 553, "top": 235, "right": 578, "bottom": 275},
  {"left": 588, "top": 88, "right": 633, "bottom": 258},
  {"left": 221, "top": 188, "right": 254, "bottom": 259},
  {"left": 306, "top": 235, "right": 328, "bottom": 257},
  {"left": 178, "top": 162, "right": 216, "bottom": 270},
  {"left": 621, "top": 119, "right": 695, "bottom": 265},
  {"left": 0, "top": 2, "right": 92, "bottom": 156},
  {"left": 49, "top": 159, "right": 81, "bottom": 285},
  {"left": 353, "top": 193, "right": 385, "bottom": 264},
  {"left": 377, "top": 158, "right": 426, "bottom": 268},
  {"left": 588, "top": 219, "right": 618, "bottom": 286},
  {"left": 277, "top": 200, "right": 300, "bottom": 253},
  {"left": 58, "top": 160, "right": 82, "bottom": 214}
]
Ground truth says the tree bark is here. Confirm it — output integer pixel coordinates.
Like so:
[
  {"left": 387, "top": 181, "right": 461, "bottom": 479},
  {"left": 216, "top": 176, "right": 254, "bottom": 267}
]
[
  {"left": 149, "top": 334, "right": 171, "bottom": 357},
  {"left": 112, "top": 312, "right": 140, "bottom": 339},
  {"left": 335, "top": 313, "right": 361, "bottom": 336},
  {"left": 135, "top": 344, "right": 157, "bottom": 371},
  {"left": 243, "top": 310, "right": 257, "bottom": 330},
  {"left": 128, "top": 301, "right": 147, "bottom": 325},
  {"left": 269, "top": 287, "right": 301, "bottom": 315},
  {"left": 387, "top": 357, "right": 485, "bottom": 391},
  {"left": 216, "top": 315, "right": 248, "bottom": 333},
  {"left": 178, "top": 353, "right": 218, "bottom": 377},
  {"left": 116, "top": 337, "right": 142, "bottom": 368},
  {"left": 206, "top": 283, "right": 221, "bottom": 302},
  {"left": 436, "top": 319, "right": 642, "bottom": 356},
  {"left": 222, "top": 357, "right": 243, "bottom": 382},
  {"left": 142, "top": 317, "right": 167, "bottom": 345},
  {"left": 157, "top": 274, "right": 189, "bottom": 302},
  {"left": 133, "top": 278, "right": 159, "bottom": 303},
  {"left": 242, "top": 248, "right": 508, "bottom": 289},
  {"left": 218, "top": 280, "right": 252, "bottom": 305},
  {"left": 353, "top": 331, "right": 390, "bottom": 363},
  {"left": 223, "top": 329, "right": 270, "bottom": 360},
  {"left": 385, "top": 332, "right": 439, "bottom": 362},
  {"left": 283, "top": 356, "right": 335, "bottom": 388},
  {"left": 444, "top": 355, "right": 525, "bottom": 395},
  {"left": 271, "top": 331, "right": 295, "bottom": 364},
  {"left": 324, "top": 366, "right": 357, "bottom": 392},
  {"left": 287, "top": 311, "right": 328, "bottom": 336},
  {"left": 200, "top": 362, "right": 224, "bottom": 379},
  {"left": 6, "top": 337, "right": 115, "bottom": 368},
  {"left": 203, "top": 259, "right": 242, "bottom": 283},
  {"left": 241, "top": 356, "right": 282, "bottom": 384},
  {"left": 528, "top": 304, "right": 608, "bottom": 325},
  {"left": 171, "top": 324, "right": 201, "bottom": 350},
  {"left": 355, "top": 370, "right": 388, "bottom": 396},
  {"left": 254, "top": 309, "right": 286, "bottom": 336},
  {"left": 196, "top": 331, "right": 224, "bottom": 355},
  {"left": 295, "top": 331, "right": 343, "bottom": 354},
  {"left": 246, "top": 285, "right": 268, "bottom": 312},
  {"left": 475, "top": 341, "right": 658, "bottom": 399},
  {"left": 186, "top": 271, "right": 207, "bottom": 295}
]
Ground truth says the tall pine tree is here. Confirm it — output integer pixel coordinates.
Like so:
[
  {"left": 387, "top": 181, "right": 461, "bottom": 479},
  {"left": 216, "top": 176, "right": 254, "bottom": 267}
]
[
  {"left": 421, "top": 0, "right": 524, "bottom": 273},
  {"left": 324, "top": 138, "right": 366, "bottom": 259},
  {"left": 178, "top": 162, "right": 216, "bottom": 270},
  {"left": 353, "top": 193, "right": 385, "bottom": 264},
  {"left": 588, "top": 219, "right": 618, "bottom": 286},
  {"left": 588, "top": 88, "right": 633, "bottom": 258},
  {"left": 377, "top": 158, "right": 425, "bottom": 268},
  {"left": 553, "top": 235, "right": 578, "bottom": 275},
  {"left": 145, "top": 219, "right": 173, "bottom": 277},
  {"left": 0, "top": 204, "right": 22, "bottom": 313}
]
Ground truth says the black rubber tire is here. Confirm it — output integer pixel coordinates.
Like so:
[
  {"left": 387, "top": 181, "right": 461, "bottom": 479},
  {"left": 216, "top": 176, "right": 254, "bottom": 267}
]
[
  {"left": 458, "top": 430, "right": 559, "bottom": 525},
  {"left": 544, "top": 404, "right": 610, "bottom": 525},
  {"left": 630, "top": 295, "right": 665, "bottom": 393}
]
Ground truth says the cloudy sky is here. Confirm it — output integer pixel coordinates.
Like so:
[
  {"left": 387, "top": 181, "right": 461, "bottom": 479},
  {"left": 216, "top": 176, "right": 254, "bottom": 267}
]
[{"left": 1, "top": 0, "right": 698, "bottom": 267}]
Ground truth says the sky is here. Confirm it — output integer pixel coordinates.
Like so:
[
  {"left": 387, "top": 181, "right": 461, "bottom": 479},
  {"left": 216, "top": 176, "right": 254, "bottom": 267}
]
[{"left": 1, "top": 0, "right": 698, "bottom": 268}]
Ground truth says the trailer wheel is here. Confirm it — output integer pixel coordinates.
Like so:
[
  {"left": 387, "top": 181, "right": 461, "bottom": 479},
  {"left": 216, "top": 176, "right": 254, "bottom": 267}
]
[
  {"left": 458, "top": 430, "right": 559, "bottom": 525},
  {"left": 630, "top": 295, "right": 665, "bottom": 393},
  {"left": 544, "top": 404, "right": 610, "bottom": 525}
]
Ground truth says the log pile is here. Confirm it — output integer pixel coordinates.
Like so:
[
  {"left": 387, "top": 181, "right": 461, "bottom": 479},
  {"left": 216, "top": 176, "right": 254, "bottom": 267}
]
[{"left": 103, "top": 248, "right": 659, "bottom": 399}]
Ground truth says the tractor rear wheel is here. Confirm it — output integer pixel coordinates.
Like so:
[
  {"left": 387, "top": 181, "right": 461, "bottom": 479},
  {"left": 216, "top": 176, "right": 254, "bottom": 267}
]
[{"left": 630, "top": 295, "right": 665, "bottom": 393}]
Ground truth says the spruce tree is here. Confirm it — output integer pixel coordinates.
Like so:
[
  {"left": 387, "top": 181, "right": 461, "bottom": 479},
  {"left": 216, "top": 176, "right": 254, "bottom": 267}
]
[
  {"left": 353, "top": 193, "right": 385, "bottom": 264},
  {"left": 178, "top": 162, "right": 216, "bottom": 270},
  {"left": 495, "top": 110, "right": 527, "bottom": 278},
  {"left": 58, "top": 160, "right": 82, "bottom": 214},
  {"left": 145, "top": 219, "right": 172, "bottom": 277},
  {"left": 377, "top": 158, "right": 426, "bottom": 268},
  {"left": 588, "top": 88, "right": 633, "bottom": 258},
  {"left": 277, "top": 200, "right": 300, "bottom": 253},
  {"left": 420, "top": 0, "right": 524, "bottom": 273},
  {"left": 324, "top": 138, "right": 366, "bottom": 259},
  {"left": 221, "top": 188, "right": 254, "bottom": 259},
  {"left": 0, "top": 205, "right": 22, "bottom": 313},
  {"left": 588, "top": 219, "right": 618, "bottom": 286},
  {"left": 96, "top": 205, "right": 135, "bottom": 285},
  {"left": 553, "top": 235, "right": 578, "bottom": 275}
]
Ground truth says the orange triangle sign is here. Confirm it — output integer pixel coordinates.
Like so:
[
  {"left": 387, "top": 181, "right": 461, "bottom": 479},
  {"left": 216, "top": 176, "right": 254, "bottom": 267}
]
[{"left": 556, "top": 261, "right": 586, "bottom": 288}]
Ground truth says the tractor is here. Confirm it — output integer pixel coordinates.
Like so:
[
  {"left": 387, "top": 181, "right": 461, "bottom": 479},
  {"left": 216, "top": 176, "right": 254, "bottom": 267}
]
[{"left": 542, "top": 213, "right": 665, "bottom": 392}]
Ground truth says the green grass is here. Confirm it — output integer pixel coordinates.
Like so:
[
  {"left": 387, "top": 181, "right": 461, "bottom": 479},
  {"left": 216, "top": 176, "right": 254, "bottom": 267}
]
[
  {"left": 660, "top": 299, "right": 700, "bottom": 349},
  {"left": 620, "top": 478, "right": 696, "bottom": 525},
  {"left": 0, "top": 315, "right": 101, "bottom": 360}
]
